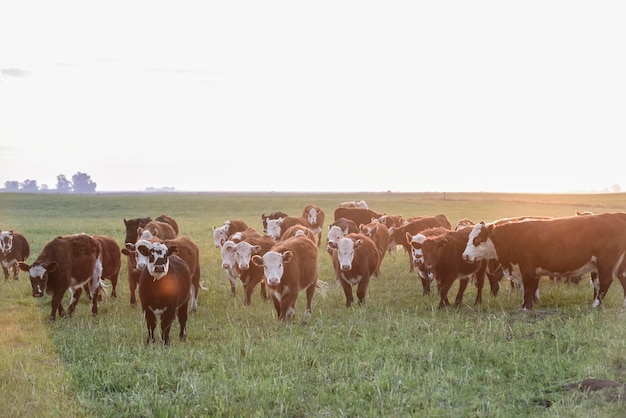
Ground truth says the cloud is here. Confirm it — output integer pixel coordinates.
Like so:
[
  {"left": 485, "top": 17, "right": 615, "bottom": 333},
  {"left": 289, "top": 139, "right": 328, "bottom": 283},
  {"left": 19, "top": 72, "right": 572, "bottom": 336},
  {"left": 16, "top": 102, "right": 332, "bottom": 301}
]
[{"left": 1, "top": 68, "right": 32, "bottom": 77}]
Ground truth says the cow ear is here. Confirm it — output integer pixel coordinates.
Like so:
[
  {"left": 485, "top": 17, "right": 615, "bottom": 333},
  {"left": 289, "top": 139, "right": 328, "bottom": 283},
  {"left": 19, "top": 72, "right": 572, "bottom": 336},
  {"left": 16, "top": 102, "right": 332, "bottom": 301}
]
[
  {"left": 137, "top": 245, "right": 150, "bottom": 256},
  {"left": 252, "top": 245, "right": 262, "bottom": 255},
  {"left": 282, "top": 251, "right": 294, "bottom": 263},
  {"left": 487, "top": 224, "right": 495, "bottom": 235},
  {"left": 18, "top": 262, "right": 30, "bottom": 272},
  {"left": 328, "top": 241, "right": 337, "bottom": 249},
  {"left": 121, "top": 248, "right": 131, "bottom": 256},
  {"left": 167, "top": 245, "right": 178, "bottom": 256},
  {"left": 251, "top": 255, "right": 263, "bottom": 267},
  {"left": 405, "top": 232, "right": 413, "bottom": 245},
  {"left": 47, "top": 261, "right": 59, "bottom": 272},
  {"left": 354, "top": 239, "right": 363, "bottom": 248},
  {"left": 125, "top": 243, "right": 136, "bottom": 251}
]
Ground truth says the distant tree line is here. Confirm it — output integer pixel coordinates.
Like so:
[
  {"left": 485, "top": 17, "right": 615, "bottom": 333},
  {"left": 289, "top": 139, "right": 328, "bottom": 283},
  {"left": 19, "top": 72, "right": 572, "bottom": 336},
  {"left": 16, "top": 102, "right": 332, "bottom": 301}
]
[{"left": 2, "top": 172, "right": 97, "bottom": 193}]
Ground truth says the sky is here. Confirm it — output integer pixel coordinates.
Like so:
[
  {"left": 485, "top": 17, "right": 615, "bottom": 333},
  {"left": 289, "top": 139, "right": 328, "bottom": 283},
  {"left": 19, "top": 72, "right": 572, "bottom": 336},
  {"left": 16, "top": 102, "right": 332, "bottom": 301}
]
[{"left": 1, "top": 1, "right": 625, "bottom": 194}]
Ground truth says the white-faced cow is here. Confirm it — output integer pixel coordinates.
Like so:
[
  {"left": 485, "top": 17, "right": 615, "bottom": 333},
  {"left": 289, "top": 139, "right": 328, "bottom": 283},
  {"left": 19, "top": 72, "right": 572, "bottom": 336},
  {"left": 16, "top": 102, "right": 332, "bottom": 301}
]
[
  {"left": 407, "top": 226, "right": 451, "bottom": 295},
  {"left": 454, "top": 218, "right": 475, "bottom": 231},
  {"left": 252, "top": 235, "right": 323, "bottom": 321},
  {"left": 359, "top": 221, "right": 390, "bottom": 272},
  {"left": 261, "top": 211, "right": 289, "bottom": 233},
  {"left": 419, "top": 226, "right": 488, "bottom": 309},
  {"left": 18, "top": 234, "right": 102, "bottom": 322},
  {"left": 212, "top": 219, "right": 249, "bottom": 249},
  {"left": 303, "top": 204, "right": 325, "bottom": 247},
  {"left": 326, "top": 218, "right": 359, "bottom": 255},
  {"left": 331, "top": 233, "right": 380, "bottom": 307},
  {"left": 462, "top": 212, "right": 626, "bottom": 310},
  {"left": 137, "top": 241, "right": 192, "bottom": 345},
  {"left": 220, "top": 233, "right": 276, "bottom": 305},
  {"left": 388, "top": 214, "right": 452, "bottom": 272},
  {"left": 123, "top": 214, "right": 179, "bottom": 245},
  {"left": 265, "top": 216, "right": 311, "bottom": 241},
  {"left": 0, "top": 230, "right": 30, "bottom": 280}
]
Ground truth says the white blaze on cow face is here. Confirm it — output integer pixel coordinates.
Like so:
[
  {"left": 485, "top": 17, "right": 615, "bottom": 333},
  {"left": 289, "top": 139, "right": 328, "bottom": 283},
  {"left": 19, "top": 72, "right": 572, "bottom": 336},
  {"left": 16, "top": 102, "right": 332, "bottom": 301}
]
[
  {"left": 265, "top": 219, "right": 283, "bottom": 240},
  {"left": 213, "top": 224, "right": 229, "bottom": 248},
  {"left": 220, "top": 240, "right": 237, "bottom": 270},
  {"left": 132, "top": 239, "right": 153, "bottom": 270},
  {"left": 307, "top": 208, "right": 318, "bottom": 226},
  {"left": 233, "top": 241, "right": 258, "bottom": 270},
  {"left": 336, "top": 237, "right": 357, "bottom": 272},
  {"left": 258, "top": 251, "right": 290, "bottom": 286},
  {"left": 28, "top": 263, "right": 49, "bottom": 297},
  {"left": 462, "top": 223, "right": 497, "bottom": 262},
  {"left": 409, "top": 233, "right": 427, "bottom": 267},
  {"left": 0, "top": 231, "right": 14, "bottom": 255},
  {"left": 143, "top": 242, "right": 170, "bottom": 280},
  {"left": 327, "top": 226, "right": 348, "bottom": 249}
]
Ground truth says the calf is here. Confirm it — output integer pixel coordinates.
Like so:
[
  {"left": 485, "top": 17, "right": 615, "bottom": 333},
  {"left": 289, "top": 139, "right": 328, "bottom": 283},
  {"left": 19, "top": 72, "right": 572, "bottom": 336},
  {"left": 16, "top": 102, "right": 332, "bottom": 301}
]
[
  {"left": 18, "top": 234, "right": 102, "bottom": 322},
  {"left": 462, "top": 212, "right": 626, "bottom": 309},
  {"left": 303, "top": 204, "right": 325, "bottom": 246},
  {"left": 359, "top": 221, "right": 390, "bottom": 272},
  {"left": 123, "top": 214, "right": 178, "bottom": 244},
  {"left": 265, "top": 216, "right": 311, "bottom": 241},
  {"left": 261, "top": 211, "right": 289, "bottom": 233},
  {"left": 419, "top": 226, "right": 488, "bottom": 309},
  {"left": 0, "top": 230, "right": 30, "bottom": 280},
  {"left": 252, "top": 235, "right": 322, "bottom": 321},
  {"left": 213, "top": 219, "right": 248, "bottom": 249},
  {"left": 331, "top": 233, "right": 380, "bottom": 307},
  {"left": 137, "top": 220, "right": 177, "bottom": 241},
  {"left": 407, "top": 226, "right": 451, "bottom": 295},
  {"left": 137, "top": 242, "right": 191, "bottom": 345},
  {"left": 220, "top": 234, "right": 276, "bottom": 305},
  {"left": 326, "top": 218, "right": 359, "bottom": 255}
]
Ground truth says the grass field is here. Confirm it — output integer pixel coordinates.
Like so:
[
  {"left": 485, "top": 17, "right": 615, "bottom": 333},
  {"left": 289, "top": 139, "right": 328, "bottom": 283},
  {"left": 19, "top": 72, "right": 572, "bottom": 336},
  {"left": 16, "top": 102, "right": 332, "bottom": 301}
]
[{"left": 1, "top": 191, "right": 626, "bottom": 417}]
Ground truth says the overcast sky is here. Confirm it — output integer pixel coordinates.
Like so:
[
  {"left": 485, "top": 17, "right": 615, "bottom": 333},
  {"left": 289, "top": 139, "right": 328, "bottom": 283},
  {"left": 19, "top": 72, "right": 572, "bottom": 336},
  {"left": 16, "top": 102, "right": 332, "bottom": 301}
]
[{"left": 1, "top": 1, "right": 625, "bottom": 193}]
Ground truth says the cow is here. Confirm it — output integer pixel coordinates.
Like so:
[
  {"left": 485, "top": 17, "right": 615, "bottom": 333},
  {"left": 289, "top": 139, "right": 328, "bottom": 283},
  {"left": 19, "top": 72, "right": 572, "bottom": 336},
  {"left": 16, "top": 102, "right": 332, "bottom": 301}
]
[
  {"left": 331, "top": 233, "right": 380, "bottom": 307},
  {"left": 265, "top": 216, "right": 311, "bottom": 241},
  {"left": 337, "top": 200, "right": 368, "bottom": 209},
  {"left": 454, "top": 218, "right": 475, "bottom": 231},
  {"left": 419, "top": 226, "right": 488, "bottom": 309},
  {"left": 0, "top": 230, "right": 30, "bottom": 280},
  {"left": 407, "top": 226, "right": 451, "bottom": 295},
  {"left": 251, "top": 235, "right": 323, "bottom": 321},
  {"left": 220, "top": 233, "right": 276, "bottom": 305},
  {"left": 462, "top": 212, "right": 626, "bottom": 310},
  {"left": 326, "top": 218, "right": 359, "bottom": 254},
  {"left": 137, "top": 220, "right": 177, "bottom": 242},
  {"left": 92, "top": 235, "right": 121, "bottom": 299},
  {"left": 378, "top": 214, "right": 404, "bottom": 230},
  {"left": 212, "top": 219, "right": 249, "bottom": 249},
  {"left": 124, "top": 233, "right": 202, "bottom": 313},
  {"left": 123, "top": 214, "right": 178, "bottom": 244},
  {"left": 18, "top": 233, "right": 102, "bottom": 322},
  {"left": 281, "top": 224, "right": 317, "bottom": 244},
  {"left": 303, "top": 204, "right": 325, "bottom": 246},
  {"left": 333, "top": 207, "right": 383, "bottom": 227},
  {"left": 359, "top": 221, "right": 389, "bottom": 272},
  {"left": 137, "top": 241, "right": 191, "bottom": 345},
  {"left": 261, "top": 211, "right": 289, "bottom": 233},
  {"left": 388, "top": 214, "right": 452, "bottom": 272}
]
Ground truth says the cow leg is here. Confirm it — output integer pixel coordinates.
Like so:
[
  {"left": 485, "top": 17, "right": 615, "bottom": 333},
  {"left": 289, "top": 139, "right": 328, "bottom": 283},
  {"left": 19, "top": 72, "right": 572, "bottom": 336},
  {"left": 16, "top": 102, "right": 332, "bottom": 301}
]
[
  {"left": 279, "top": 292, "right": 298, "bottom": 321},
  {"left": 160, "top": 310, "right": 177, "bottom": 345},
  {"left": 177, "top": 302, "right": 189, "bottom": 341},
  {"left": 227, "top": 267, "right": 237, "bottom": 297},
  {"left": 591, "top": 271, "right": 601, "bottom": 304},
  {"left": 521, "top": 274, "right": 539, "bottom": 310},
  {"left": 473, "top": 266, "right": 487, "bottom": 305},
  {"left": 356, "top": 277, "right": 370, "bottom": 305},
  {"left": 270, "top": 294, "right": 281, "bottom": 319},
  {"left": 260, "top": 279, "right": 269, "bottom": 302},
  {"left": 418, "top": 272, "right": 430, "bottom": 295},
  {"left": 592, "top": 267, "right": 614, "bottom": 308},
  {"left": 340, "top": 280, "right": 354, "bottom": 307},
  {"left": 2, "top": 266, "right": 9, "bottom": 280},
  {"left": 12, "top": 263, "right": 20, "bottom": 280},
  {"left": 67, "top": 287, "right": 83, "bottom": 317},
  {"left": 454, "top": 278, "right": 469, "bottom": 307},
  {"left": 144, "top": 310, "right": 157, "bottom": 344},
  {"left": 304, "top": 284, "right": 315, "bottom": 319},
  {"left": 49, "top": 292, "right": 66, "bottom": 322}
]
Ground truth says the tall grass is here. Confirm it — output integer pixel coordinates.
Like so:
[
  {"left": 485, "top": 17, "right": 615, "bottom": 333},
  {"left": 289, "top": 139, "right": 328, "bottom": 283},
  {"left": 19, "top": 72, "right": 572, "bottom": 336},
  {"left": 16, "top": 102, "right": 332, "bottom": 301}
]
[{"left": 1, "top": 192, "right": 626, "bottom": 417}]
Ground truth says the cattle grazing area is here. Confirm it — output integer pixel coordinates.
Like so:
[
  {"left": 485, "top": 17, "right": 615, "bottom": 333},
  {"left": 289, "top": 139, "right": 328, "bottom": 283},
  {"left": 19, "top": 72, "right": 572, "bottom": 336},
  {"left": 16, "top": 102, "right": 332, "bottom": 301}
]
[{"left": 2, "top": 192, "right": 626, "bottom": 417}]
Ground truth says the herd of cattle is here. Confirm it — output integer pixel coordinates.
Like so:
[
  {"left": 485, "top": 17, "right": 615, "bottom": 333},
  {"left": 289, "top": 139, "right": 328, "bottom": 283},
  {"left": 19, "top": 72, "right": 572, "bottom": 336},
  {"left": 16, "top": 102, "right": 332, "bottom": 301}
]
[{"left": 2, "top": 199, "right": 626, "bottom": 345}]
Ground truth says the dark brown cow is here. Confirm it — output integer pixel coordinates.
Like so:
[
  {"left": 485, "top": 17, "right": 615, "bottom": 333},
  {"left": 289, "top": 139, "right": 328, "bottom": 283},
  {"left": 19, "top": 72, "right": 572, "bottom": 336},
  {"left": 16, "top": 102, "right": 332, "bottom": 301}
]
[
  {"left": 303, "top": 204, "right": 325, "bottom": 247},
  {"left": 92, "top": 235, "right": 121, "bottom": 298},
  {"left": 261, "top": 211, "right": 289, "bottom": 233},
  {"left": 388, "top": 214, "right": 452, "bottom": 272},
  {"left": 333, "top": 207, "right": 384, "bottom": 228},
  {"left": 359, "top": 221, "right": 389, "bottom": 272},
  {"left": 220, "top": 233, "right": 276, "bottom": 305},
  {"left": 406, "top": 226, "right": 451, "bottom": 295},
  {"left": 18, "top": 234, "right": 102, "bottom": 322},
  {"left": 252, "top": 235, "right": 323, "bottom": 321},
  {"left": 123, "top": 214, "right": 178, "bottom": 244},
  {"left": 419, "top": 226, "right": 488, "bottom": 309},
  {"left": 264, "top": 216, "right": 311, "bottom": 241},
  {"left": 462, "top": 212, "right": 626, "bottom": 310},
  {"left": 331, "top": 233, "right": 380, "bottom": 307},
  {"left": 0, "top": 230, "right": 30, "bottom": 280},
  {"left": 137, "top": 241, "right": 191, "bottom": 345}
]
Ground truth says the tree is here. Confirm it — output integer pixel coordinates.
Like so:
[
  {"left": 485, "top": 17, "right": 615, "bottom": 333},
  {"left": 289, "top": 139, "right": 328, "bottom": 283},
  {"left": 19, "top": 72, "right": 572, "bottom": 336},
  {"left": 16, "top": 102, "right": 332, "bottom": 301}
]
[
  {"left": 56, "top": 174, "right": 73, "bottom": 193},
  {"left": 4, "top": 181, "right": 20, "bottom": 191},
  {"left": 72, "top": 172, "right": 97, "bottom": 193},
  {"left": 20, "top": 179, "right": 39, "bottom": 192}
]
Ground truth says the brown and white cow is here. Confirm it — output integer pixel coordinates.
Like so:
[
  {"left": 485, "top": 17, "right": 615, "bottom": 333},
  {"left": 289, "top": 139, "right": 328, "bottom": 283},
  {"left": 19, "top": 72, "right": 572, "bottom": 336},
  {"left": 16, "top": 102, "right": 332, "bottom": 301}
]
[
  {"left": 333, "top": 207, "right": 383, "bottom": 228},
  {"left": 280, "top": 224, "right": 317, "bottom": 244},
  {"left": 18, "top": 233, "right": 102, "bottom": 322},
  {"left": 137, "top": 241, "right": 191, "bottom": 345},
  {"left": 123, "top": 214, "right": 179, "bottom": 244},
  {"left": 331, "top": 233, "right": 380, "bottom": 307},
  {"left": 220, "top": 233, "right": 276, "bottom": 305},
  {"left": 261, "top": 211, "right": 289, "bottom": 233},
  {"left": 419, "top": 226, "right": 488, "bottom": 309},
  {"left": 252, "top": 235, "right": 323, "bottom": 321},
  {"left": 359, "top": 221, "right": 389, "bottom": 272},
  {"left": 303, "top": 204, "right": 325, "bottom": 247},
  {"left": 0, "top": 230, "right": 30, "bottom": 280},
  {"left": 388, "top": 214, "right": 452, "bottom": 272},
  {"left": 264, "top": 216, "right": 311, "bottom": 241},
  {"left": 462, "top": 212, "right": 626, "bottom": 310},
  {"left": 454, "top": 218, "right": 475, "bottom": 231},
  {"left": 407, "top": 226, "right": 451, "bottom": 295},
  {"left": 137, "top": 220, "right": 177, "bottom": 241},
  {"left": 212, "top": 219, "right": 249, "bottom": 249},
  {"left": 326, "top": 218, "right": 359, "bottom": 255}
]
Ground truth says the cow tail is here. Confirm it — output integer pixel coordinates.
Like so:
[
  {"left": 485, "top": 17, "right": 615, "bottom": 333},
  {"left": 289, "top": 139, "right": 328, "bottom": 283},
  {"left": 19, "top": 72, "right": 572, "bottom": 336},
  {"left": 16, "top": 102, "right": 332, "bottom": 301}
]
[{"left": 315, "top": 280, "right": 329, "bottom": 298}]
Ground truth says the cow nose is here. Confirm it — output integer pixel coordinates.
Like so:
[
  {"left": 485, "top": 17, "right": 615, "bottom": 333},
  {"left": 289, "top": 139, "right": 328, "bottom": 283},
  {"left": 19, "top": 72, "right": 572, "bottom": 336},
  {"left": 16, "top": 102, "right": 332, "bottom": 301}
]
[
  {"left": 137, "top": 262, "right": 146, "bottom": 269},
  {"left": 266, "top": 277, "right": 279, "bottom": 286},
  {"left": 239, "top": 263, "right": 249, "bottom": 270},
  {"left": 222, "top": 263, "right": 230, "bottom": 269},
  {"left": 341, "top": 264, "right": 351, "bottom": 271}
]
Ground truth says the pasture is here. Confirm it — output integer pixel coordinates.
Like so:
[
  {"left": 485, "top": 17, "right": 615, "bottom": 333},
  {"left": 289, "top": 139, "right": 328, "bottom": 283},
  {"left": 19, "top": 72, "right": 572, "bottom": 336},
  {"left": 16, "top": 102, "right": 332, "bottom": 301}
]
[{"left": 1, "top": 191, "right": 626, "bottom": 417}]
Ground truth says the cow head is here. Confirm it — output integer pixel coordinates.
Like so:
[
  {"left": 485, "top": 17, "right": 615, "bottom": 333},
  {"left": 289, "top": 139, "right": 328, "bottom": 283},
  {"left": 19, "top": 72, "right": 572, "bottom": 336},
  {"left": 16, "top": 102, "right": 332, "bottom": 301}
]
[
  {"left": 137, "top": 242, "right": 178, "bottom": 280},
  {"left": 420, "top": 236, "right": 449, "bottom": 281},
  {"left": 407, "top": 232, "right": 427, "bottom": 268},
  {"left": 306, "top": 207, "right": 319, "bottom": 226},
  {"left": 336, "top": 237, "right": 363, "bottom": 272},
  {"left": 265, "top": 218, "right": 284, "bottom": 240},
  {"left": 213, "top": 223, "right": 230, "bottom": 248},
  {"left": 462, "top": 222, "right": 496, "bottom": 262},
  {"left": 252, "top": 250, "right": 293, "bottom": 286},
  {"left": 18, "top": 261, "right": 58, "bottom": 297},
  {"left": 0, "top": 230, "right": 14, "bottom": 255},
  {"left": 128, "top": 239, "right": 155, "bottom": 270},
  {"left": 234, "top": 241, "right": 262, "bottom": 270},
  {"left": 220, "top": 240, "right": 237, "bottom": 270},
  {"left": 326, "top": 225, "right": 348, "bottom": 254}
]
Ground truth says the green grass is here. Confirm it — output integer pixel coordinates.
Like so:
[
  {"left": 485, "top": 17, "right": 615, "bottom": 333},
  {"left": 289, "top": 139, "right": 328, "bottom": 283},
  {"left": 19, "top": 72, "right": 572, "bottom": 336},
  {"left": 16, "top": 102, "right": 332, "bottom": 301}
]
[{"left": 1, "top": 192, "right": 626, "bottom": 417}]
